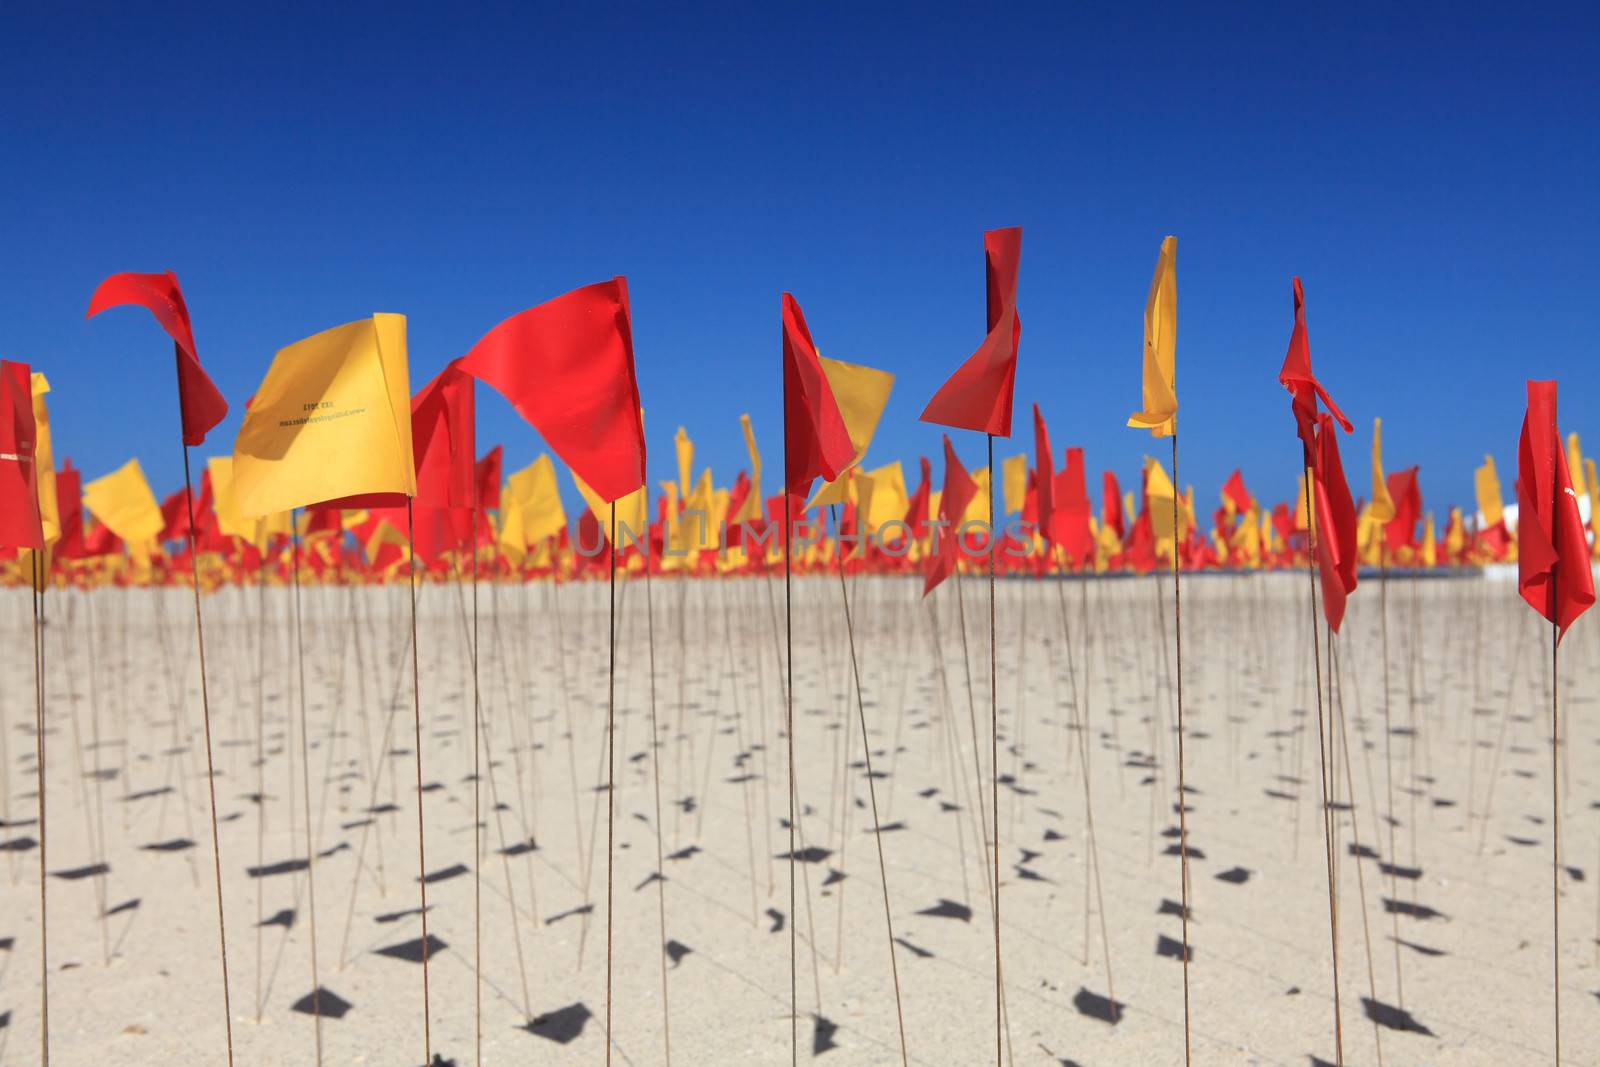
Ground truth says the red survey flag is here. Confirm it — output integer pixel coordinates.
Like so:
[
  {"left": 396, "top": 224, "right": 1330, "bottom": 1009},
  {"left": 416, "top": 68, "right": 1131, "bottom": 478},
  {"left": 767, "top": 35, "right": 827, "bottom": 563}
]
[
  {"left": 1383, "top": 466, "right": 1422, "bottom": 552},
  {"left": 920, "top": 227, "right": 1021, "bottom": 437},
  {"left": 923, "top": 435, "right": 978, "bottom": 596},
  {"left": 475, "top": 446, "right": 503, "bottom": 513},
  {"left": 1222, "top": 469, "right": 1253, "bottom": 515},
  {"left": 86, "top": 271, "right": 228, "bottom": 446},
  {"left": 781, "top": 293, "right": 854, "bottom": 496},
  {"left": 457, "top": 277, "right": 645, "bottom": 503},
  {"left": 1055, "top": 446, "right": 1095, "bottom": 566},
  {"left": 0, "top": 361, "right": 44, "bottom": 550},
  {"left": 411, "top": 361, "right": 476, "bottom": 511},
  {"left": 1517, "top": 379, "right": 1595, "bottom": 639},
  {"left": 1031, "top": 403, "right": 1055, "bottom": 546},
  {"left": 1313, "top": 412, "right": 1359, "bottom": 631},
  {"left": 905, "top": 456, "right": 933, "bottom": 539},
  {"left": 1277, "top": 277, "right": 1351, "bottom": 459}
]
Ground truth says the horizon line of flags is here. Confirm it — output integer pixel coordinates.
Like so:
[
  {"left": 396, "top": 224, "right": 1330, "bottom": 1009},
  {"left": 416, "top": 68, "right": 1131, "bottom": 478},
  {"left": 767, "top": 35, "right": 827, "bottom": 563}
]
[{"left": 0, "top": 232, "right": 1591, "bottom": 634}]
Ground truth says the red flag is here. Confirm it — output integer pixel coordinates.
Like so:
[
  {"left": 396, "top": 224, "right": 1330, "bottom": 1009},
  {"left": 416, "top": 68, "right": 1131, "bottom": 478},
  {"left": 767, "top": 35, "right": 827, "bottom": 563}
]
[
  {"left": 159, "top": 487, "right": 194, "bottom": 544},
  {"left": 475, "top": 446, "right": 503, "bottom": 513},
  {"left": 1102, "top": 471, "right": 1125, "bottom": 541},
  {"left": 905, "top": 456, "right": 932, "bottom": 539},
  {"left": 1031, "top": 404, "right": 1055, "bottom": 546},
  {"left": 1383, "top": 467, "right": 1421, "bottom": 552},
  {"left": 1277, "top": 277, "right": 1351, "bottom": 459},
  {"left": 1055, "top": 447, "right": 1095, "bottom": 567},
  {"left": 457, "top": 278, "right": 645, "bottom": 503},
  {"left": 0, "top": 361, "right": 43, "bottom": 550},
  {"left": 55, "top": 461, "right": 84, "bottom": 560},
  {"left": 411, "top": 361, "right": 476, "bottom": 511},
  {"left": 1222, "top": 469, "right": 1252, "bottom": 515},
  {"left": 86, "top": 271, "right": 228, "bottom": 446},
  {"left": 923, "top": 435, "right": 978, "bottom": 596},
  {"left": 920, "top": 227, "right": 1021, "bottom": 437},
  {"left": 1312, "top": 412, "right": 1359, "bottom": 631},
  {"left": 782, "top": 293, "right": 854, "bottom": 496},
  {"left": 1517, "top": 380, "right": 1594, "bottom": 639}
]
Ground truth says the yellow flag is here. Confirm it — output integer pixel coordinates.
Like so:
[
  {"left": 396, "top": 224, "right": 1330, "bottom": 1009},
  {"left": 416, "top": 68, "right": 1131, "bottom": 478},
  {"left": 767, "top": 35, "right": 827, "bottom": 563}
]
[
  {"left": 1002, "top": 453, "right": 1028, "bottom": 516},
  {"left": 1445, "top": 507, "right": 1466, "bottom": 558},
  {"left": 508, "top": 454, "right": 567, "bottom": 546},
  {"left": 810, "top": 358, "right": 894, "bottom": 508},
  {"left": 83, "top": 458, "right": 164, "bottom": 544},
  {"left": 30, "top": 373, "right": 59, "bottom": 546},
  {"left": 207, "top": 457, "right": 257, "bottom": 542},
  {"left": 1585, "top": 457, "right": 1600, "bottom": 561},
  {"left": 674, "top": 427, "right": 694, "bottom": 499},
  {"left": 233, "top": 313, "right": 415, "bottom": 518},
  {"left": 1126, "top": 235, "right": 1177, "bottom": 436},
  {"left": 1421, "top": 513, "right": 1437, "bottom": 567},
  {"left": 859, "top": 461, "right": 908, "bottom": 534},
  {"left": 733, "top": 414, "right": 763, "bottom": 524},
  {"left": 1567, "top": 433, "right": 1586, "bottom": 499},
  {"left": 1368, "top": 417, "right": 1396, "bottom": 524},
  {"left": 1475, "top": 454, "right": 1504, "bottom": 526}
]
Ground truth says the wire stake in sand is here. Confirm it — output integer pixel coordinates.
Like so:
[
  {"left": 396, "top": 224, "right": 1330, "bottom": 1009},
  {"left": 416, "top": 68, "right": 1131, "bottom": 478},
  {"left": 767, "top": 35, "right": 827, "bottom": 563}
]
[
  {"left": 830, "top": 505, "right": 909, "bottom": 1066},
  {"left": 175, "top": 384, "right": 236, "bottom": 1066},
  {"left": 289, "top": 518, "right": 325, "bottom": 1066},
  {"left": 642, "top": 496, "right": 675, "bottom": 1065},
  {"left": 31, "top": 552, "right": 51, "bottom": 1067},
  {"left": 604, "top": 502, "right": 619, "bottom": 1066},
  {"left": 404, "top": 499, "right": 434, "bottom": 1065},
  {"left": 1301, "top": 463, "right": 1344, "bottom": 1065},
  {"left": 1170, "top": 434, "right": 1194, "bottom": 1067}
]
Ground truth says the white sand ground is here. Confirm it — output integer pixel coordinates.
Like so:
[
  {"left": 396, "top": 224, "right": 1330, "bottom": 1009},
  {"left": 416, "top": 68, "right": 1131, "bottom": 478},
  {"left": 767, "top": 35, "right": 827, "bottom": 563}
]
[{"left": 1, "top": 572, "right": 1597, "bottom": 1065}]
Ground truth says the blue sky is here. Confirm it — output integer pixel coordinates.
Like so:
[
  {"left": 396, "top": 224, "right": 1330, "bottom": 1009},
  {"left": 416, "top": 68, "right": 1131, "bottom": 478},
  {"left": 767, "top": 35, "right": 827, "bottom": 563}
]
[{"left": 3, "top": 6, "right": 1596, "bottom": 520}]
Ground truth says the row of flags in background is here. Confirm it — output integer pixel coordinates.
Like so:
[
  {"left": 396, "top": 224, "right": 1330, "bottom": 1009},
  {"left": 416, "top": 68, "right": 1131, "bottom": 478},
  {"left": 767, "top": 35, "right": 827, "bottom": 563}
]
[{"left": 0, "top": 232, "right": 1593, "bottom": 636}]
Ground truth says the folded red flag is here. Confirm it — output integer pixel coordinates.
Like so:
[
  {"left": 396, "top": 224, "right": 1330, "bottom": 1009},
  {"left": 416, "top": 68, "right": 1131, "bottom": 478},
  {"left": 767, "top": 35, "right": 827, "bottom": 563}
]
[
  {"left": 920, "top": 227, "right": 1021, "bottom": 437},
  {"left": 475, "top": 446, "right": 503, "bottom": 513},
  {"left": 458, "top": 278, "right": 645, "bottom": 503},
  {"left": 1277, "top": 277, "right": 1351, "bottom": 460},
  {"left": 411, "top": 361, "right": 476, "bottom": 512},
  {"left": 86, "top": 271, "right": 228, "bottom": 447},
  {"left": 1517, "top": 380, "right": 1595, "bottom": 639},
  {"left": 1383, "top": 466, "right": 1421, "bottom": 552},
  {"left": 923, "top": 435, "right": 978, "bottom": 596},
  {"left": 0, "top": 361, "right": 43, "bottom": 550},
  {"left": 1312, "top": 412, "right": 1359, "bottom": 631},
  {"left": 1031, "top": 404, "right": 1056, "bottom": 546},
  {"left": 781, "top": 293, "right": 854, "bottom": 495}
]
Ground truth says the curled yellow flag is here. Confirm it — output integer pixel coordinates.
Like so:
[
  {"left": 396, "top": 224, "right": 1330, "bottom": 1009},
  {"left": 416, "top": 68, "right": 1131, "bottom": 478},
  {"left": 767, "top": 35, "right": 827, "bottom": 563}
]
[
  {"left": 1126, "top": 235, "right": 1177, "bottom": 437},
  {"left": 1368, "top": 417, "right": 1396, "bottom": 524},
  {"left": 508, "top": 454, "right": 567, "bottom": 546},
  {"left": 809, "top": 357, "right": 894, "bottom": 508},
  {"left": 233, "top": 313, "right": 415, "bottom": 518},
  {"left": 1475, "top": 454, "right": 1504, "bottom": 526}
]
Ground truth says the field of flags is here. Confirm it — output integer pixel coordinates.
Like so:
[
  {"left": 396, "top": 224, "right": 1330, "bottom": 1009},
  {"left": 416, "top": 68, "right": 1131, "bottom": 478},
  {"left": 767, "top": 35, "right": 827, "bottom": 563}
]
[{"left": 1, "top": 230, "right": 1595, "bottom": 1066}]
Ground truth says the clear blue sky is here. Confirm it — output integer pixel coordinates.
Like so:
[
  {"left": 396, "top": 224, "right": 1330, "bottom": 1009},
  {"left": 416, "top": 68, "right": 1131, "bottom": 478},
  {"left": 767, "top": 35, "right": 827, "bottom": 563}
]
[{"left": 4, "top": 6, "right": 1596, "bottom": 520}]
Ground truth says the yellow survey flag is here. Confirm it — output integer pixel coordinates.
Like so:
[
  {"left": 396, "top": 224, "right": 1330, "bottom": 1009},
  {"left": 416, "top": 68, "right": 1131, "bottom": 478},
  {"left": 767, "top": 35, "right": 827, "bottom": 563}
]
[
  {"left": 674, "top": 427, "right": 694, "bottom": 499},
  {"left": 1475, "top": 454, "right": 1504, "bottom": 526},
  {"left": 810, "top": 357, "right": 894, "bottom": 508},
  {"left": 508, "top": 454, "right": 567, "bottom": 546},
  {"left": 233, "top": 313, "right": 415, "bottom": 518},
  {"left": 1421, "top": 513, "right": 1437, "bottom": 567},
  {"left": 1445, "top": 507, "right": 1466, "bottom": 558},
  {"left": 859, "top": 461, "right": 909, "bottom": 534},
  {"left": 30, "top": 373, "right": 59, "bottom": 546},
  {"left": 206, "top": 457, "right": 258, "bottom": 542},
  {"left": 1126, "top": 235, "right": 1178, "bottom": 436},
  {"left": 1585, "top": 457, "right": 1600, "bottom": 561},
  {"left": 83, "top": 458, "right": 164, "bottom": 544},
  {"left": 733, "top": 414, "right": 763, "bottom": 524},
  {"left": 1368, "top": 417, "right": 1396, "bottom": 524},
  {"left": 1002, "top": 453, "right": 1028, "bottom": 515},
  {"left": 1567, "top": 433, "right": 1586, "bottom": 499}
]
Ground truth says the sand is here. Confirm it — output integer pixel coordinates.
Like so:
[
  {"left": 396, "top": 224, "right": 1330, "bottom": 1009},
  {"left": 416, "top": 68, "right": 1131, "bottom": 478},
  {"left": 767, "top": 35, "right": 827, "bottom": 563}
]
[{"left": 1, "top": 571, "right": 1596, "bottom": 1065}]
